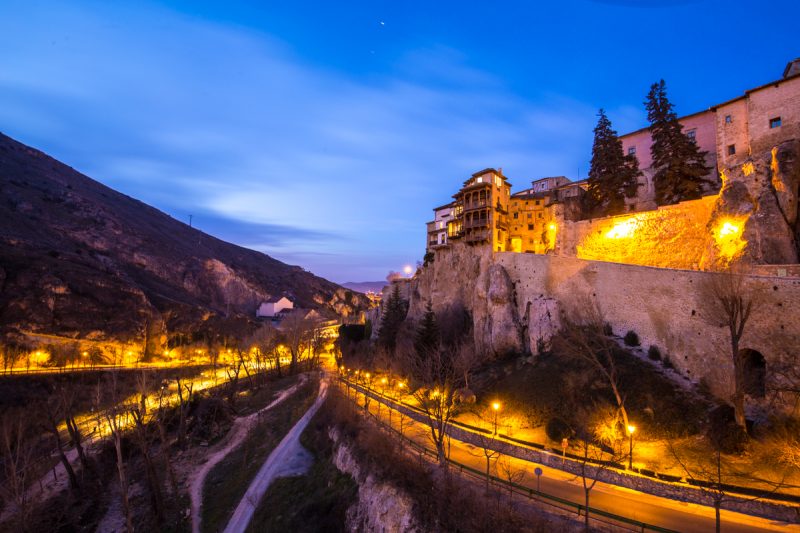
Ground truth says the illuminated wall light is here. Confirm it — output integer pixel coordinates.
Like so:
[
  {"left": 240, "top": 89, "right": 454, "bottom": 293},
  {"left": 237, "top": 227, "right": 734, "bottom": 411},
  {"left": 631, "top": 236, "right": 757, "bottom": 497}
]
[
  {"left": 741, "top": 162, "right": 755, "bottom": 176},
  {"left": 604, "top": 218, "right": 639, "bottom": 239}
]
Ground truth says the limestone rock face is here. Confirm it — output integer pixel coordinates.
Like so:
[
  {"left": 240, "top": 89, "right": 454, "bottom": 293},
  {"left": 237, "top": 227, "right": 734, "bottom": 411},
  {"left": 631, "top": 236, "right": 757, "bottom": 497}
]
[
  {"left": 702, "top": 140, "right": 800, "bottom": 268},
  {"left": 412, "top": 245, "right": 524, "bottom": 358},
  {"left": 524, "top": 296, "right": 561, "bottom": 355},
  {"left": 480, "top": 264, "right": 523, "bottom": 356},
  {"left": 330, "top": 429, "right": 421, "bottom": 533},
  {"left": 744, "top": 141, "right": 800, "bottom": 264}
]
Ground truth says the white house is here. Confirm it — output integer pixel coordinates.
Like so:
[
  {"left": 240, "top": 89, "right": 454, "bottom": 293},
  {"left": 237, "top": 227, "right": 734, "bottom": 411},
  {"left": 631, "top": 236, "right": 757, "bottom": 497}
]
[{"left": 256, "top": 296, "right": 294, "bottom": 318}]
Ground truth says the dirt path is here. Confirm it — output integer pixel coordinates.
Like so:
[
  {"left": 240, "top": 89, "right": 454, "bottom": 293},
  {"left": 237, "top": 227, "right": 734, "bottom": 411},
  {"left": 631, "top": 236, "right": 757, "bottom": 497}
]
[
  {"left": 189, "top": 374, "right": 308, "bottom": 533},
  {"left": 222, "top": 378, "right": 328, "bottom": 533}
]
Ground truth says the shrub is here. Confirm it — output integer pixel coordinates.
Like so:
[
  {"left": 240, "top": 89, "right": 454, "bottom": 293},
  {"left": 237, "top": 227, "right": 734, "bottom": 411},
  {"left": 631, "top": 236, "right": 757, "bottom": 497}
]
[
  {"left": 623, "top": 330, "right": 640, "bottom": 347},
  {"left": 545, "top": 417, "right": 571, "bottom": 442},
  {"left": 662, "top": 355, "right": 674, "bottom": 369},
  {"left": 647, "top": 345, "right": 661, "bottom": 361},
  {"left": 603, "top": 323, "right": 613, "bottom": 336}
]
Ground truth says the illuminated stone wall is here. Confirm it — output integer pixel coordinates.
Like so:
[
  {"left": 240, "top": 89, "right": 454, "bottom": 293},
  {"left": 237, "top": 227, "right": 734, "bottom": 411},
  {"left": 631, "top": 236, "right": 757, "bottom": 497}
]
[
  {"left": 413, "top": 243, "right": 800, "bottom": 402},
  {"left": 557, "top": 196, "right": 717, "bottom": 270},
  {"left": 496, "top": 253, "right": 800, "bottom": 401}
]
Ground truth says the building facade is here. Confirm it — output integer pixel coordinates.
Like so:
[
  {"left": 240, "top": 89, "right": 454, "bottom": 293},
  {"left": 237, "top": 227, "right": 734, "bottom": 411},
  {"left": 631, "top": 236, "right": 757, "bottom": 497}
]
[
  {"left": 425, "top": 59, "right": 800, "bottom": 257},
  {"left": 507, "top": 177, "right": 568, "bottom": 253},
  {"left": 426, "top": 202, "right": 455, "bottom": 252},
  {"left": 446, "top": 168, "right": 512, "bottom": 252}
]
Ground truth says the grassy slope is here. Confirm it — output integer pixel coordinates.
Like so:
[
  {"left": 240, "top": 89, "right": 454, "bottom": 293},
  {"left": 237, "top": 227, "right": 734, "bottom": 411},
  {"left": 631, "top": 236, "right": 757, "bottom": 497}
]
[
  {"left": 245, "top": 405, "right": 358, "bottom": 533},
  {"left": 201, "top": 376, "right": 319, "bottom": 533},
  {"left": 476, "top": 339, "right": 709, "bottom": 439}
]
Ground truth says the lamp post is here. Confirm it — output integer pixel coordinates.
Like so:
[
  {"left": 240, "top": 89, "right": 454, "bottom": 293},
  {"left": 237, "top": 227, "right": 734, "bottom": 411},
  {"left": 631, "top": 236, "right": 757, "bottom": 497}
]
[
  {"left": 627, "top": 424, "right": 636, "bottom": 470},
  {"left": 492, "top": 401, "right": 501, "bottom": 436}
]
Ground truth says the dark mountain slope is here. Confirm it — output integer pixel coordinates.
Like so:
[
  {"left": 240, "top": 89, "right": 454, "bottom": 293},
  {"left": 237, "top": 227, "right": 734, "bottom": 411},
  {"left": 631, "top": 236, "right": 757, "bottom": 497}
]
[{"left": 0, "top": 132, "right": 367, "bottom": 350}]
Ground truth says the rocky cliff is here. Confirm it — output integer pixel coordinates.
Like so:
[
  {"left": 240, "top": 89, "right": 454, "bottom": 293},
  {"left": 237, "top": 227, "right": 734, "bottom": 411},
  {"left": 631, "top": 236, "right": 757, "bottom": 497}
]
[
  {"left": 329, "top": 428, "right": 422, "bottom": 533},
  {"left": 0, "top": 133, "right": 368, "bottom": 350}
]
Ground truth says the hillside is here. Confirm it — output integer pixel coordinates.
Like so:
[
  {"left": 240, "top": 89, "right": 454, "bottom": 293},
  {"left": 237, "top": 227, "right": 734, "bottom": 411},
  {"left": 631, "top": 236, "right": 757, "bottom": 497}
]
[{"left": 0, "top": 132, "right": 368, "bottom": 350}]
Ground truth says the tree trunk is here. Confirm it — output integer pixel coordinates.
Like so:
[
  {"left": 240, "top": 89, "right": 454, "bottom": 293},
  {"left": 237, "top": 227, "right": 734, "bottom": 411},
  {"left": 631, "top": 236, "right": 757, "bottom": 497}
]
[
  {"left": 48, "top": 421, "right": 79, "bottom": 490},
  {"left": 584, "top": 488, "right": 590, "bottom": 530},
  {"left": 113, "top": 431, "right": 133, "bottom": 533}
]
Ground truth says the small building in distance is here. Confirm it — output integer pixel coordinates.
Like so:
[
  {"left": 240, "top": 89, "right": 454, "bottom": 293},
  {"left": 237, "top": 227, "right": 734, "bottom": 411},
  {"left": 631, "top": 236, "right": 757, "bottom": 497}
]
[{"left": 256, "top": 296, "right": 294, "bottom": 318}]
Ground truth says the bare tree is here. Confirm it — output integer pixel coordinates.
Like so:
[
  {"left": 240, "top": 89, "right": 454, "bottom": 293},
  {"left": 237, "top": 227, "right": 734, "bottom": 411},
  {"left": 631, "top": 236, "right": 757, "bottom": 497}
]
[
  {"left": 497, "top": 455, "right": 526, "bottom": 498},
  {"left": 175, "top": 375, "right": 194, "bottom": 449},
  {"left": 104, "top": 373, "right": 134, "bottom": 533},
  {"left": 248, "top": 324, "right": 282, "bottom": 380},
  {"left": 554, "top": 298, "right": 631, "bottom": 433},
  {"left": 129, "top": 371, "right": 166, "bottom": 524},
  {"left": 1, "top": 343, "right": 22, "bottom": 374},
  {"left": 154, "top": 382, "right": 178, "bottom": 496},
  {"left": 1, "top": 409, "right": 35, "bottom": 529},
  {"left": 700, "top": 269, "right": 759, "bottom": 432},
  {"left": 401, "top": 340, "right": 477, "bottom": 467},
  {"left": 58, "top": 383, "right": 91, "bottom": 476},
  {"left": 281, "top": 311, "right": 314, "bottom": 373},
  {"left": 37, "top": 397, "right": 79, "bottom": 490},
  {"left": 570, "top": 404, "right": 625, "bottom": 531}
]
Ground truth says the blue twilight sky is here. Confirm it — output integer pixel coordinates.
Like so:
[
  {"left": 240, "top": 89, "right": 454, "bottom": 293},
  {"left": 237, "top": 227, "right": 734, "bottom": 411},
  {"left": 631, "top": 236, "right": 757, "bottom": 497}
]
[{"left": 1, "top": 1, "right": 798, "bottom": 283}]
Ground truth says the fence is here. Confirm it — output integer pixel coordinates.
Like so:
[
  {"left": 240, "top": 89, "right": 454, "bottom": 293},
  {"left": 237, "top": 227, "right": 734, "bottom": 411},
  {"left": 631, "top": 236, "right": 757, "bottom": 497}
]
[
  {"left": 339, "top": 377, "right": 678, "bottom": 533},
  {"left": 339, "top": 376, "right": 800, "bottom": 517}
]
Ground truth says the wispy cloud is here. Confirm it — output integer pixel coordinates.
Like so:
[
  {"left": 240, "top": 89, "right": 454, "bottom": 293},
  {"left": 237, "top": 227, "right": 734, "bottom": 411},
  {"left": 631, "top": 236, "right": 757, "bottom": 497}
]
[{"left": 0, "top": 1, "right": 613, "bottom": 281}]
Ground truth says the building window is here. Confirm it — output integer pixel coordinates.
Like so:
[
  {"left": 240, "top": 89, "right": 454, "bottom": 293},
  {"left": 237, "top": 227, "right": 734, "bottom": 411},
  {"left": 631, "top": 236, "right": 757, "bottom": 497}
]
[
  {"left": 727, "top": 144, "right": 736, "bottom": 155},
  {"left": 628, "top": 146, "right": 636, "bottom": 156},
  {"left": 686, "top": 129, "right": 696, "bottom": 142},
  {"left": 513, "top": 213, "right": 518, "bottom": 219},
  {"left": 535, "top": 200, "right": 540, "bottom": 206},
  {"left": 725, "top": 115, "right": 732, "bottom": 124},
  {"left": 527, "top": 213, "right": 532, "bottom": 219},
  {"left": 527, "top": 224, "right": 533, "bottom": 230},
  {"left": 770, "top": 117, "right": 782, "bottom": 129},
  {"left": 537, "top": 213, "right": 543, "bottom": 219}
]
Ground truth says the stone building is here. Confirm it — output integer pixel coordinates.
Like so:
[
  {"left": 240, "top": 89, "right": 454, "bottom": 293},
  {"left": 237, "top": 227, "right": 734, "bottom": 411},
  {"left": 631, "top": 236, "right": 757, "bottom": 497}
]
[
  {"left": 425, "top": 201, "right": 454, "bottom": 252},
  {"left": 507, "top": 177, "right": 568, "bottom": 253},
  {"left": 446, "top": 168, "right": 512, "bottom": 252}
]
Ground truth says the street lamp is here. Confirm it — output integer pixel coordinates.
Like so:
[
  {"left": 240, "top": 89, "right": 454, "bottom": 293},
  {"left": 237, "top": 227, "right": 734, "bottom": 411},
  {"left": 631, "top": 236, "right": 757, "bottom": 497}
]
[
  {"left": 627, "top": 424, "right": 636, "bottom": 470},
  {"left": 492, "top": 401, "right": 501, "bottom": 436}
]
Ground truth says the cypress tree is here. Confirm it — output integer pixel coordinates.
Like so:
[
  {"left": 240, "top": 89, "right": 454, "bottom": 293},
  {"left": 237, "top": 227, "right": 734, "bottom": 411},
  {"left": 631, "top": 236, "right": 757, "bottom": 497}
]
[
  {"left": 586, "top": 109, "right": 641, "bottom": 217},
  {"left": 414, "top": 301, "right": 439, "bottom": 357},
  {"left": 377, "top": 284, "right": 408, "bottom": 352},
  {"left": 645, "top": 80, "right": 712, "bottom": 206}
]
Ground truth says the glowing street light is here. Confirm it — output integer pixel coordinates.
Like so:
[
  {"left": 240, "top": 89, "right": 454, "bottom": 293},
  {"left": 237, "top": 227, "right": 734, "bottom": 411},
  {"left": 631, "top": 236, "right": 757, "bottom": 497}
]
[
  {"left": 403, "top": 265, "right": 413, "bottom": 276},
  {"left": 627, "top": 424, "right": 636, "bottom": 470},
  {"left": 492, "top": 401, "right": 501, "bottom": 436}
]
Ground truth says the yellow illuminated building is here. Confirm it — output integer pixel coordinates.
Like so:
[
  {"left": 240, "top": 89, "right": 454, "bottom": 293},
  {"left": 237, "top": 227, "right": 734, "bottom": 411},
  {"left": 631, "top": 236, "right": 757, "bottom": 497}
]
[{"left": 447, "top": 168, "right": 512, "bottom": 252}]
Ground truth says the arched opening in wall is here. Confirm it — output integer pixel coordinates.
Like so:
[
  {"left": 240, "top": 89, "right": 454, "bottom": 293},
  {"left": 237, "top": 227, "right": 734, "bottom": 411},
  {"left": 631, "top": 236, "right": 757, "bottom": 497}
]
[{"left": 740, "top": 349, "right": 766, "bottom": 398}]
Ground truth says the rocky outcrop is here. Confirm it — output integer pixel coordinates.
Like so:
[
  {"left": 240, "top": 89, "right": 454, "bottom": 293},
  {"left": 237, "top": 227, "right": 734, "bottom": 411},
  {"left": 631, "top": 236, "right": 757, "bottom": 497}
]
[
  {"left": 0, "top": 132, "right": 369, "bottom": 348},
  {"left": 475, "top": 264, "right": 523, "bottom": 356},
  {"left": 329, "top": 428, "right": 422, "bottom": 533},
  {"left": 703, "top": 140, "right": 800, "bottom": 268}
]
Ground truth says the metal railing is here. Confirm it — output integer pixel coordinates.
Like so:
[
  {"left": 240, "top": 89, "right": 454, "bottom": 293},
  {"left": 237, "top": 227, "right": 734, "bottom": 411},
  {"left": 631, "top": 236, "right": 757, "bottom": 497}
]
[
  {"left": 340, "top": 377, "right": 800, "bottom": 506},
  {"left": 339, "top": 378, "right": 676, "bottom": 533}
]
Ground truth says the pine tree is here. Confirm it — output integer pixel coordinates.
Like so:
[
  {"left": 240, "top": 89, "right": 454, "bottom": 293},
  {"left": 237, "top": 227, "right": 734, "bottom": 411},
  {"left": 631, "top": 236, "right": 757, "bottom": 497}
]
[
  {"left": 586, "top": 109, "right": 641, "bottom": 216},
  {"left": 645, "top": 80, "right": 712, "bottom": 206},
  {"left": 414, "top": 301, "right": 439, "bottom": 357},
  {"left": 377, "top": 284, "right": 408, "bottom": 352}
]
